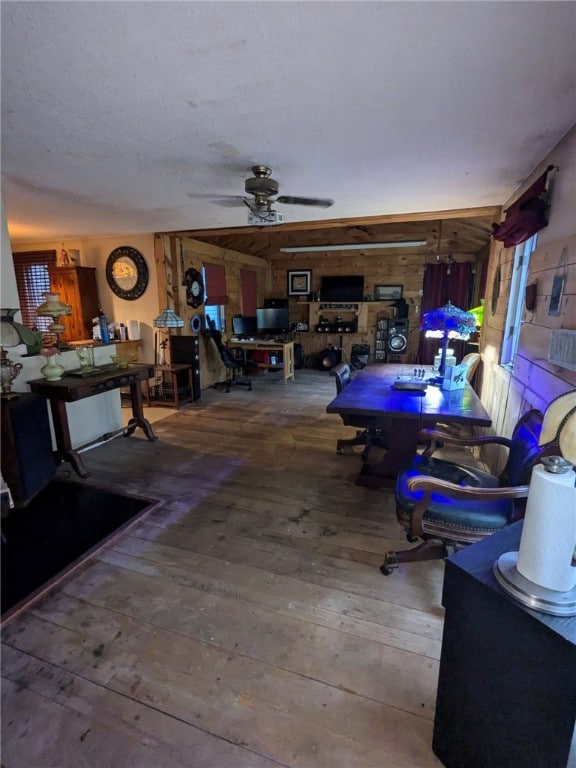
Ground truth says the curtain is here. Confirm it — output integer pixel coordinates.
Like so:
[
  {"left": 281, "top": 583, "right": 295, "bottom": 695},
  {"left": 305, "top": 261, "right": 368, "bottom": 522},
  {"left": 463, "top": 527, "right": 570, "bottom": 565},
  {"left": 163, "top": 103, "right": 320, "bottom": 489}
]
[
  {"left": 417, "top": 262, "right": 474, "bottom": 364},
  {"left": 240, "top": 269, "right": 257, "bottom": 315},
  {"left": 203, "top": 262, "right": 229, "bottom": 305},
  {"left": 491, "top": 165, "right": 554, "bottom": 247}
]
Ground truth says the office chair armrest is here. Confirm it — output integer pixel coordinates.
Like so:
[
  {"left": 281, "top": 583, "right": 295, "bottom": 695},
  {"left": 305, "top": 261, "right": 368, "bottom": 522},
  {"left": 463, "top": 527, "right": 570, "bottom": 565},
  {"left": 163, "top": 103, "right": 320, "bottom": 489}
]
[
  {"left": 406, "top": 475, "right": 530, "bottom": 538},
  {"left": 420, "top": 428, "right": 513, "bottom": 457}
]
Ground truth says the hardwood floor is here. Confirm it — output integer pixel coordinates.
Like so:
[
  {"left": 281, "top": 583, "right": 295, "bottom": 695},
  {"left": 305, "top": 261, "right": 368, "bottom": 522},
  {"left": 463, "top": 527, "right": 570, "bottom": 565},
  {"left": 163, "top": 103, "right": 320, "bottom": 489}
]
[{"left": 1, "top": 368, "right": 445, "bottom": 768}]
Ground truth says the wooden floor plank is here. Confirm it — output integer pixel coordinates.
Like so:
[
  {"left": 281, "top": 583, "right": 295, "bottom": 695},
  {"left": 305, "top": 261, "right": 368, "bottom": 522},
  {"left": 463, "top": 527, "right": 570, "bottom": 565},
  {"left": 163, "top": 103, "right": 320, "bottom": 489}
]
[{"left": 2, "top": 369, "right": 445, "bottom": 767}]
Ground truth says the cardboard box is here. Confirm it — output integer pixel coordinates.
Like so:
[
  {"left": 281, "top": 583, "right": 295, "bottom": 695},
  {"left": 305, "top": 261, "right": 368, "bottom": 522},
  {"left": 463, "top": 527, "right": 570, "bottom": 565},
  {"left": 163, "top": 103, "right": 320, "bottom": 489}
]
[{"left": 442, "top": 363, "right": 467, "bottom": 390}]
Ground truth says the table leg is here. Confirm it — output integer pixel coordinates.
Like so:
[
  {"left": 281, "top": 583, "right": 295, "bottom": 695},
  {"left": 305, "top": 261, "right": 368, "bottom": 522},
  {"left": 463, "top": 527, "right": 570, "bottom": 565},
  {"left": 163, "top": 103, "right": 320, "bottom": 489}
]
[
  {"left": 49, "top": 400, "right": 91, "bottom": 478},
  {"left": 124, "top": 381, "right": 157, "bottom": 441},
  {"left": 355, "top": 418, "right": 420, "bottom": 489}
]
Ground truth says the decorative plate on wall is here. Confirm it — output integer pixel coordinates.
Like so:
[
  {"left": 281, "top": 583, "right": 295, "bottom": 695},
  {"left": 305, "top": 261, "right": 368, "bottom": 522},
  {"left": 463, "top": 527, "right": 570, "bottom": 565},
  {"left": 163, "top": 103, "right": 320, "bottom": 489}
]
[{"left": 106, "top": 246, "right": 149, "bottom": 300}]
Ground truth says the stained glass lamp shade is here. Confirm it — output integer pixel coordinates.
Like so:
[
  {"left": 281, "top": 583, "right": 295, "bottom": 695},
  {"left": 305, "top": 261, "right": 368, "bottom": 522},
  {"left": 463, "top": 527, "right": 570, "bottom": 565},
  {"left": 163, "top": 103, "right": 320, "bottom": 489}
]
[
  {"left": 153, "top": 309, "right": 185, "bottom": 329},
  {"left": 420, "top": 302, "right": 477, "bottom": 377}
]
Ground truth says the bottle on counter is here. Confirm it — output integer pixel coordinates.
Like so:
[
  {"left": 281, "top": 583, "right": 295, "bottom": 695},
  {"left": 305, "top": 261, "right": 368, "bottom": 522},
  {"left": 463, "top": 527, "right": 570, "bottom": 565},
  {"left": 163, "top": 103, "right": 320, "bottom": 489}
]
[{"left": 98, "top": 308, "right": 111, "bottom": 344}]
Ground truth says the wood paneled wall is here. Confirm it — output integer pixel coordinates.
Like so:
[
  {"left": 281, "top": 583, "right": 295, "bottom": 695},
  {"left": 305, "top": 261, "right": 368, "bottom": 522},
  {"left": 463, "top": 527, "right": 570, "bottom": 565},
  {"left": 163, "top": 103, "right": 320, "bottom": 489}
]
[
  {"left": 479, "top": 127, "right": 576, "bottom": 470},
  {"left": 270, "top": 251, "right": 480, "bottom": 364},
  {"left": 156, "top": 236, "right": 271, "bottom": 388}
]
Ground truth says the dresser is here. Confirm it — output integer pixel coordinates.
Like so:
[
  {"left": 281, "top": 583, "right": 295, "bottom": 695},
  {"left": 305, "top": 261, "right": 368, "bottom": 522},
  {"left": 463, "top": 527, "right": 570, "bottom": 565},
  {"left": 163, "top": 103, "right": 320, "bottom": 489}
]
[{"left": 49, "top": 266, "right": 100, "bottom": 342}]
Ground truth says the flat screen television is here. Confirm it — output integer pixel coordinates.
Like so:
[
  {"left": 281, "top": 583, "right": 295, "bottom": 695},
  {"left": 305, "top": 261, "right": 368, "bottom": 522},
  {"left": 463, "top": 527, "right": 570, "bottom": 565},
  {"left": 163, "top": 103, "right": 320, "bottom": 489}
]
[
  {"left": 320, "top": 275, "right": 364, "bottom": 302},
  {"left": 256, "top": 307, "right": 290, "bottom": 335},
  {"left": 232, "top": 315, "right": 258, "bottom": 337}
]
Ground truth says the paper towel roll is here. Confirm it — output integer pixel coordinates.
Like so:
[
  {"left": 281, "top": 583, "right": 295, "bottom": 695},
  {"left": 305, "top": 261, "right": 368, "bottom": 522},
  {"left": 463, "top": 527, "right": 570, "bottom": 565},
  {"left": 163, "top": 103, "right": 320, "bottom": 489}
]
[{"left": 517, "top": 464, "right": 576, "bottom": 592}]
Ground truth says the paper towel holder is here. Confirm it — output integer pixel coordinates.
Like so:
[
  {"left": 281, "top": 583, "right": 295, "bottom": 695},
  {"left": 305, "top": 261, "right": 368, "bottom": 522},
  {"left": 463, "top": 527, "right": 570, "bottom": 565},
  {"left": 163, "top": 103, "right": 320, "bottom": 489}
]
[{"left": 494, "top": 455, "right": 576, "bottom": 616}]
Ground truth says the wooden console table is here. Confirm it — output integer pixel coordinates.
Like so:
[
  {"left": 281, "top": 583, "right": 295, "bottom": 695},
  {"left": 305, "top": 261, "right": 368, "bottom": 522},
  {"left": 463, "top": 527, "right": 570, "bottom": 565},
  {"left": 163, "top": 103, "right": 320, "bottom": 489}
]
[
  {"left": 28, "top": 364, "right": 157, "bottom": 479},
  {"left": 231, "top": 340, "right": 295, "bottom": 385}
]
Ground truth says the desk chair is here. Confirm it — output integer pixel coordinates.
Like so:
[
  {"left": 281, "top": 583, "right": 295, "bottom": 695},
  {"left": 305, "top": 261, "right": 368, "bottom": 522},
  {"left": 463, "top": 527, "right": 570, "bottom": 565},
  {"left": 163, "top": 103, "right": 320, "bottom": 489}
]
[
  {"left": 330, "top": 363, "right": 388, "bottom": 462},
  {"left": 206, "top": 318, "right": 253, "bottom": 393},
  {"left": 381, "top": 406, "right": 564, "bottom": 574}
]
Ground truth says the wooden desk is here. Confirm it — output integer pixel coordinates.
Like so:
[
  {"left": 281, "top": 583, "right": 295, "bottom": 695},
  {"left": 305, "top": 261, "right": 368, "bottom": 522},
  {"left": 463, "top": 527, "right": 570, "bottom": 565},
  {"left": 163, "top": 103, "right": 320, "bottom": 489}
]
[
  {"left": 230, "top": 340, "right": 295, "bottom": 385},
  {"left": 28, "top": 364, "right": 157, "bottom": 479},
  {"left": 433, "top": 522, "right": 576, "bottom": 768},
  {"left": 326, "top": 364, "right": 491, "bottom": 488}
]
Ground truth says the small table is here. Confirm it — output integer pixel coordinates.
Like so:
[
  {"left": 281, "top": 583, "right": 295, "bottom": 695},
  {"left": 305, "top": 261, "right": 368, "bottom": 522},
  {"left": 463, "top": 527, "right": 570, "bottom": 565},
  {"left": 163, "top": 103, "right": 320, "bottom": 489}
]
[
  {"left": 326, "top": 364, "right": 492, "bottom": 489},
  {"left": 146, "top": 364, "right": 195, "bottom": 409},
  {"left": 230, "top": 340, "right": 295, "bottom": 385},
  {"left": 28, "top": 364, "right": 157, "bottom": 479},
  {"left": 433, "top": 522, "right": 576, "bottom": 768}
]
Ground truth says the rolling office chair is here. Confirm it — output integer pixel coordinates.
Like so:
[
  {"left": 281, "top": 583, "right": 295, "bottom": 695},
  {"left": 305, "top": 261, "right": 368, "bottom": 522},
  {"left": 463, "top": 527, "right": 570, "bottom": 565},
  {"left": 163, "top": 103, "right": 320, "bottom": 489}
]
[
  {"left": 380, "top": 394, "right": 575, "bottom": 574},
  {"left": 206, "top": 317, "right": 253, "bottom": 392},
  {"left": 330, "top": 362, "right": 388, "bottom": 462}
]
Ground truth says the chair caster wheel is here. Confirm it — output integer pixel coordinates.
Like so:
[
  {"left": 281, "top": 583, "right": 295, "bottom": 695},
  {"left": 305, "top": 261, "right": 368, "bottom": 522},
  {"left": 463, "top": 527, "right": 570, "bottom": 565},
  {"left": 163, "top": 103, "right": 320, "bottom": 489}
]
[
  {"left": 406, "top": 534, "right": 418, "bottom": 543},
  {"left": 380, "top": 564, "right": 394, "bottom": 576}
]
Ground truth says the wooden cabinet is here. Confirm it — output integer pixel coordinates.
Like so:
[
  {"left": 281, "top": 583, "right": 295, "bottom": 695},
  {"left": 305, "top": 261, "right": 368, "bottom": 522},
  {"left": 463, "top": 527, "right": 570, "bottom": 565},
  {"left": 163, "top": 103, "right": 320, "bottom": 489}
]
[
  {"left": 48, "top": 267, "right": 100, "bottom": 342},
  {"left": 1, "top": 393, "right": 56, "bottom": 507}
]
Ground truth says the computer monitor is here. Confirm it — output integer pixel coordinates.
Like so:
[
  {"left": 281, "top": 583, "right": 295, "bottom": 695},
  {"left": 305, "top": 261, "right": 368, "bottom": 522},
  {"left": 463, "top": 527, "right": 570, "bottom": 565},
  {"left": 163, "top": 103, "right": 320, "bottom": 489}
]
[
  {"left": 256, "top": 307, "right": 290, "bottom": 335},
  {"left": 232, "top": 315, "right": 258, "bottom": 337}
]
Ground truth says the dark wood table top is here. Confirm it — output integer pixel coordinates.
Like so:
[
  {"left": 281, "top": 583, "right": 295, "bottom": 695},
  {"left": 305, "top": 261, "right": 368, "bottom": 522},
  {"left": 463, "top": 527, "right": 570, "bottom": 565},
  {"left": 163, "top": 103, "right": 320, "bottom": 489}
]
[
  {"left": 326, "top": 364, "right": 492, "bottom": 427},
  {"left": 28, "top": 363, "right": 155, "bottom": 402}
]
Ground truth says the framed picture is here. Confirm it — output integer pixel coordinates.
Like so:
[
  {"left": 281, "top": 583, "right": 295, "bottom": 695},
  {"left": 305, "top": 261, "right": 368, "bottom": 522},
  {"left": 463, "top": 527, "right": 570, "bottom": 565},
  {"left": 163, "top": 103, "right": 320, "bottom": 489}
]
[
  {"left": 374, "top": 284, "right": 403, "bottom": 301},
  {"left": 287, "top": 269, "right": 312, "bottom": 296},
  {"left": 548, "top": 275, "right": 565, "bottom": 316}
]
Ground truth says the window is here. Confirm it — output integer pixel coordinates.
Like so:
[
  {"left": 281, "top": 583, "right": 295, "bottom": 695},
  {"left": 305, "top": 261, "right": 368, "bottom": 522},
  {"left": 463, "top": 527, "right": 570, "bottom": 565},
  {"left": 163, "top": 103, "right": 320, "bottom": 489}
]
[
  {"left": 500, "top": 234, "right": 537, "bottom": 367},
  {"left": 13, "top": 250, "right": 56, "bottom": 333},
  {"left": 204, "top": 304, "right": 225, "bottom": 332}
]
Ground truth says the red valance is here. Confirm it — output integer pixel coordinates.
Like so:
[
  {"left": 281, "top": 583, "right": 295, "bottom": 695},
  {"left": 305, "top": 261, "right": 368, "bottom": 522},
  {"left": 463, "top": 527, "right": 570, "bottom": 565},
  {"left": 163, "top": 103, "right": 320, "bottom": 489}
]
[
  {"left": 241, "top": 269, "right": 257, "bottom": 315},
  {"left": 203, "top": 262, "right": 229, "bottom": 305},
  {"left": 491, "top": 165, "right": 554, "bottom": 248}
]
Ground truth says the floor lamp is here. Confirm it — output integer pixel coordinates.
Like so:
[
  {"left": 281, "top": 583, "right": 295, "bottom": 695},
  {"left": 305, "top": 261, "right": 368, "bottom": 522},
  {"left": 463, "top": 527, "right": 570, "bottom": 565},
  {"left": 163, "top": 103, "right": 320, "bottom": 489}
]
[{"left": 153, "top": 308, "right": 184, "bottom": 365}]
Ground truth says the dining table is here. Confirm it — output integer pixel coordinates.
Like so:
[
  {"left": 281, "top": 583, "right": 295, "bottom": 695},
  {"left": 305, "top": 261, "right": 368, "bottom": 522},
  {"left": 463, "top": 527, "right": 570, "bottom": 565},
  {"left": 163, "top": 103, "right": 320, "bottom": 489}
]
[{"left": 326, "top": 364, "right": 492, "bottom": 489}]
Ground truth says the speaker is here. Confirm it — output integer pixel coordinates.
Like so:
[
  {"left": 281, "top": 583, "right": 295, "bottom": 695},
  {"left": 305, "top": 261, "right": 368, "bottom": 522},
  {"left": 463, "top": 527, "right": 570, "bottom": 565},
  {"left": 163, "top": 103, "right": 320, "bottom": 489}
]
[
  {"left": 386, "top": 318, "right": 409, "bottom": 360},
  {"left": 318, "top": 347, "right": 342, "bottom": 370},
  {"left": 169, "top": 336, "right": 201, "bottom": 401},
  {"left": 264, "top": 298, "right": 289, "bottom": 308}
]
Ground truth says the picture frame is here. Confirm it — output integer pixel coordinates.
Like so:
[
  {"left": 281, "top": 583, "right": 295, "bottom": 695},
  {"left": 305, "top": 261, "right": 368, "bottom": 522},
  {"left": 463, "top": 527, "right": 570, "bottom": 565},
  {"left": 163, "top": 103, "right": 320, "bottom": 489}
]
[
  {"left": 374, "top": 284, "right": 403, "bottom": 301},
  {"left": 287, "top": 269, "right": 312, "bottom": 296},
  {"left": 548, "top": 274, "right": 565, "bottom": 316}
]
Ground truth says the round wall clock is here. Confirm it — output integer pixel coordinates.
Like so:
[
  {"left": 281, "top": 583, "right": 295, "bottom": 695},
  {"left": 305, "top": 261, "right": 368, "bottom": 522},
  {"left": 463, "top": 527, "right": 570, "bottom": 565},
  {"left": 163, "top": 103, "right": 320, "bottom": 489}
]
[
  {"left": 185, "top": 268, "right": 204, "bottom": 308},
  {"left": 106, "top": 246, "right": 149, "bottom": 301}
]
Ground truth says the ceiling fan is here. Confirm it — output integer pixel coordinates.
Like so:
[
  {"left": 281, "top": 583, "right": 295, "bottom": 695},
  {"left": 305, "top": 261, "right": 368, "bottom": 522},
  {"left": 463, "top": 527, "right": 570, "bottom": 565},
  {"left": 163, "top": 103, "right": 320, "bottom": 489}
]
[{"left": 200, "top": 165, "right": 334, "bottom": 225}]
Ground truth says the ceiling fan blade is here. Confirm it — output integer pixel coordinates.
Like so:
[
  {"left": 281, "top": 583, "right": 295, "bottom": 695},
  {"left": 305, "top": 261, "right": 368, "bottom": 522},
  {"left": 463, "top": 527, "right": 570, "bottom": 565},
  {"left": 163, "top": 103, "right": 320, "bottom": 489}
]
[
  {"left": 276, "top": 195, "right": 334, "bottom": 208},
  {"left": 187, "top": 192, "right": 245, "bottom": 207}
]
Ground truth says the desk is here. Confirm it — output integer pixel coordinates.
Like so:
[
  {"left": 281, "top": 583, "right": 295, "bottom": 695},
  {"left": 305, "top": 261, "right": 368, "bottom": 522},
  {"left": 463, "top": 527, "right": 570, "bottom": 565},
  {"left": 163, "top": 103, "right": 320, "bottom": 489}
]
[
  {"left": 433, "top": 522, "right": 576, "bottom": 768},
  {"left": 326, "top": 364, "right": 491, "bottom": 488},
  {"left": 28, "top": 364, "right": 157, "bottom": 478},
  {"left": 230, "top": 340, "right": 295, "bottom": 385}
]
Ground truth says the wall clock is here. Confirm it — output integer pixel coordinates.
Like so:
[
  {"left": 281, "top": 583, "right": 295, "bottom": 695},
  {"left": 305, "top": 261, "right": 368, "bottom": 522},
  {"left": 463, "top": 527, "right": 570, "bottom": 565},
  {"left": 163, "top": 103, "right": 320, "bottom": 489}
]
[
  {"left": 185, "top": 268, "right": 204, "bottom": 308},
  {"left": 106, "top": 246, "right": 149, "bottom": 301}
]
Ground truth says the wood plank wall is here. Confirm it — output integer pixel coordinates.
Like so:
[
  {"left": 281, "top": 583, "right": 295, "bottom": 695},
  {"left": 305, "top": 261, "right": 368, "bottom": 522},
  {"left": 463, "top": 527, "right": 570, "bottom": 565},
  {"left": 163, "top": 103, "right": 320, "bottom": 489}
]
[
  {"left": 479, "top": 131, "right": 576, "bottom": 470},
  {"left": 270, "top": 251, "right": 482, "bottom": 365},
  {"left": 156, "top": 236, "right": 271, "bottom": 388}
]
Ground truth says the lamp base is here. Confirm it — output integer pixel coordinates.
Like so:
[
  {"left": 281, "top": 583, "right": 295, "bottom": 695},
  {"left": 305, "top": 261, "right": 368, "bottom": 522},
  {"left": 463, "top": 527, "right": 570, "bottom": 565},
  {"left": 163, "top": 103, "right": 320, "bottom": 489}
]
[{"left": 494, "top": 551, "right": 576, "bottom": 616}]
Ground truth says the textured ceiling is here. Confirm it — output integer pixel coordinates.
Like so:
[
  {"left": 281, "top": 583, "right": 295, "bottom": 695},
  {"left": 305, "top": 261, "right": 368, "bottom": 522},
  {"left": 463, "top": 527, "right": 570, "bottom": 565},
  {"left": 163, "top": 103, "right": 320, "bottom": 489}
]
[{"left": 2, "top": 2, "right": 575, "bottom": 244}]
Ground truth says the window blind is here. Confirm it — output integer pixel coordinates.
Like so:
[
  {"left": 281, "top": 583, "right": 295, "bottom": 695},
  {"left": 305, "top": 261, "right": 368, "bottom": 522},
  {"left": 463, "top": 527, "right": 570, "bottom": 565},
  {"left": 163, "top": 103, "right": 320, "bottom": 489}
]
[
  {"left": 241, "top": 269, "right": 257, "bottom": 315},
  {"left": 13, "top": 250, "right": 56, "bottom": 332},
  {"left": 203, "top": 262, "right": 229, "bottom": 305}
]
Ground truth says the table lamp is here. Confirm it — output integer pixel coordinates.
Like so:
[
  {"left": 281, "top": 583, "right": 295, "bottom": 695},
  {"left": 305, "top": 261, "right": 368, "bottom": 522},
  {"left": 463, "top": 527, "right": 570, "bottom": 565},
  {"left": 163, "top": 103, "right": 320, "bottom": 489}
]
[
  {"left": 36, "top": 292, "right": 73, "bottom": 349},
  {"left": 0, "top": 308, "right": 38, "bottom": 395},
  {"left": 153, "top": 308, "right": 184, "bottom": 365},
  {"left": 420, "top": 301, "right": 477, "bottom": 380}
]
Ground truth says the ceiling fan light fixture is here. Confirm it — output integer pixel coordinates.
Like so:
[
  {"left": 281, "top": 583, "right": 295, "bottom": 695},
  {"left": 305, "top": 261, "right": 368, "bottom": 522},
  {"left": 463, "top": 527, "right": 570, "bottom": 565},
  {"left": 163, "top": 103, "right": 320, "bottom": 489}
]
[{"left": 279, "top": 240, "right": 427, "bottom": 253}]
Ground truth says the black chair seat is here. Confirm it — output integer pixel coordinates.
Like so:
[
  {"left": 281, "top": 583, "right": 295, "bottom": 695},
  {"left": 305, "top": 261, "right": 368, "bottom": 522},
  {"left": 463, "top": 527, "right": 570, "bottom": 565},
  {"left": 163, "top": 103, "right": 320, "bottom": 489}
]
[{"left": 396, "top": 454, "right": 509, "bottom": 532}]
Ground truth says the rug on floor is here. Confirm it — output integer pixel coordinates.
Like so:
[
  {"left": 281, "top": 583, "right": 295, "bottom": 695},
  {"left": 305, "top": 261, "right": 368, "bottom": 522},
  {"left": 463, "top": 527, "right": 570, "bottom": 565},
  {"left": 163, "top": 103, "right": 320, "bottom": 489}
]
[{"left": 1, "top": 479, "right": 156, "bottom": 617}]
